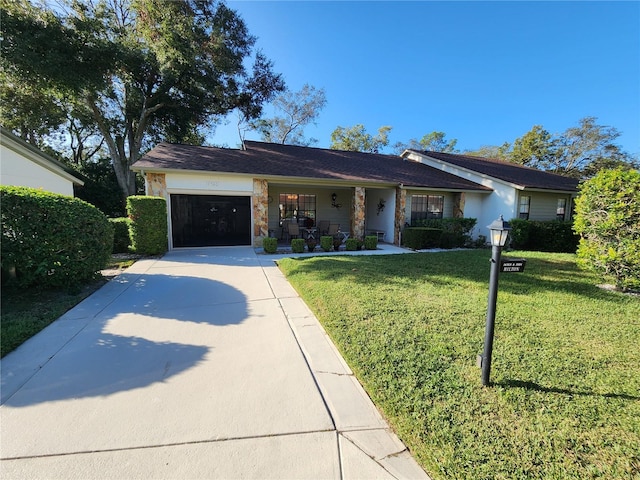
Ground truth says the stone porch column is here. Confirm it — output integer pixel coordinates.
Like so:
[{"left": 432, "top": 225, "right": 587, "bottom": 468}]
[
  {"left": 146, "top": 172, "right": 167, "bottom": 198},
  {"left": 253, "top": 179, "right": 269, "bottom": 247},
  {"left": 394, "top": 187, "right": 406, "bottom": 245},
  {"left": 351, "top": 186, "right": 366, "bottom": 240},
  {"left": 453, "top": 192, "right": 466, "bottom": 218}
]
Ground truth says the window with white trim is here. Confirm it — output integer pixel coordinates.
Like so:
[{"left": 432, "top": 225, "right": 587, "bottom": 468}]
[
  {"left": 557, "top": 198, "right": 567, "bottom": 221},
  {"left": 519, "top": 196, "right": 531, "bottom": 220}
]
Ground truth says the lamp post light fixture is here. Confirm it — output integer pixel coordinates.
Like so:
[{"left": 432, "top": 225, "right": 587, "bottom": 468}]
[{"left": 480, "top": 215, "right": 511, "bottom": 387}]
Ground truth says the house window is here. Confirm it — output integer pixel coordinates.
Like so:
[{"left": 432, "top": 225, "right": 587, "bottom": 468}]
[
  {"left": 411, "top": 195, "right": 444, "bottom": 224},
  {"left": 278, "top": 193, "right": 316, "bottom": 226},
  {"left": 519, "top": 196, "right": 531, "bottom": 220},
  {"left": 557, "top": 198, "right": 567, "bottom": 221}
]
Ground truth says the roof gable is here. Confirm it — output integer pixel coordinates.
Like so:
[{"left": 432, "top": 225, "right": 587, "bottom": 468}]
[
  {"left": 133, "top": 141, "right": 492, "bottom": 192},
  {"left": 410, "top": 150, "right": 579, "bottom": 192}
]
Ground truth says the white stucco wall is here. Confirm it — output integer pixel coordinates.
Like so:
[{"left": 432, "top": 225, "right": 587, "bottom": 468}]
[
  {"left": 404, "top": 152, "right": 519, "bottom": 237},
  {"left": 1, "top": 141, "right": 77, "bottom": 196},
  {"left": 364, "top": 187, "right": 395, "bottom": 241}
]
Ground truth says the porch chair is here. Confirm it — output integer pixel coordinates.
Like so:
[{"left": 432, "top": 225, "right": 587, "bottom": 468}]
[
  {"left": 287, "top": 223, "right": 301, "bottom": 240},
  {"left": 327, "top": 224, "right": 340, "bottom": 237},
  {"left": 318, "top": 220, "right": 330, "bottom": 236}
]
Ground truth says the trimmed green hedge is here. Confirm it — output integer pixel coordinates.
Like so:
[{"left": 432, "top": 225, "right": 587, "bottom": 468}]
[
  {"left": 345, "top": 238, "right": 358, "bottom": 251},
  {"left": 403, "top": 228, "right": 442, "bottom": 250},
  {"left": 414, "top": 218, "right": 477, "bottom": 248},
  {"left": 364, "top": 235, "right": 378, "bottom": 250},
  {"left": 320, "top": 235, "right": 333, "bottom": 252},
  {"left": 262, "top": 237, "right": 278, "bottom": 254},
  {"left": 291, "top": 238, "right": 305, "bottom": 253},
  {"left": 126, "top": 196, "right": 167, "bottom": 255},
  {"left": 1, "top": 186, "right": 113, "bottom": 289},
  {"left": 109, "top": 217, "right": 131, "bottom": 253},
  {"left": 509, "top": 219, "right": 579, "bottom": 253}
]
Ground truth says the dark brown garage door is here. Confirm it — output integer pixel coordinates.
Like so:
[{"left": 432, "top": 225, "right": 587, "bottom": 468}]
[{"left": 170, "top": 194, "right": 251, "bottom": 247}]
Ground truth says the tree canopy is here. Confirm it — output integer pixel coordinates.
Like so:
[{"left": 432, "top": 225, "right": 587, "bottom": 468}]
[
  {"left": 394, "top": 131, "right": 458, "bottom": 154},
  {"left": 496, "top": 117, "right": 637, "bottom": 178},
  {"left": 1, "top": 0, "right": 284, "bottom": 198},
  {"left": 249, "top": 84, "right": 327, "bottom": 146},
  {"left": 330, "top": 124, "right": 392, "bottom": 153}
]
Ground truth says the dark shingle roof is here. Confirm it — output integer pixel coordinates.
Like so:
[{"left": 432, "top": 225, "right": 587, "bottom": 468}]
[
  {"left": 413, "top": 150, "right": 579, "bottom": 192},
  {"left": 133, "top": 141, "right": 492, "bottom": 191}
]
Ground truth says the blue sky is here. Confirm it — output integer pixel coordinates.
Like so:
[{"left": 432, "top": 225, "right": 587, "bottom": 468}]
[{"left": 214, "top": 1, "right": 640, "bottom": 156}]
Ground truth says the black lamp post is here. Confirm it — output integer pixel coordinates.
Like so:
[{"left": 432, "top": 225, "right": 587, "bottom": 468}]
[{"left": 480, "top": 215, "right": 511, "bottom": 387}]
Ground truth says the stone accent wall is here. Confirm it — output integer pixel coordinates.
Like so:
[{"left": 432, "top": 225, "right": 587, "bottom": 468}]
[
  {"left": 453, "top": 192, "right": 465, "bottom": 218},
  {"left": 394, "top": 187, "right": 406, "bottom": 245},
  {"left": 253, "top": 179, "right": 269, "bottom": 247},
  {"left": 351, "top": 187, "right": 366, "bottom": 239},
  {"left": 147, "top": 173, "right": 167, "bottom": 198}
]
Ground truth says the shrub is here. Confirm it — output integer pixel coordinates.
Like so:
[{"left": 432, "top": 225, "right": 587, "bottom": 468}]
[
  {"left": 333, "top": 237, "right": 342, "bottom": 251},
  {"left": 262, "top": 237, "right": 277, "bottom": 254},
  {"left": 402, "top": 227, "right": 441, "bottom": 250},
  {"left": 320, "top": 236, "right": 333, "bottom": 252},
  {"left": 574, "top": 168, "right": 640, "bottom": 291},
  {"left": 509, "top": 219, "right": 578, "bottom": 253},
  {"left": 364, "top": 235, "right": 378, "bottom": 250},
  {"left": 306, "top": 239, "right": 317, "bottom": 252},
  {"left": 415, "top": 218, "right": 477, "bottom": 248},
  {"left": 127, "top": 196, "right": 167, "bottom": 255},
  {"left": 109, "top": 217, "right": 131, "bottom": 253},
  {"left": 1, "top": 186, "right": 113, "bottom": 289},
  {"left": 345, "top": 238, "right": 358, "bottom": 251},
  {"left": 291, "top": 238, "right": 305, "bottom": 253}
]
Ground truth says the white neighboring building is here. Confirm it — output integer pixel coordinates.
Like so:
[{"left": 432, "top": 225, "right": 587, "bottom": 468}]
[{"left": 0, "top": 127, "right": 83, "bottom": 196}]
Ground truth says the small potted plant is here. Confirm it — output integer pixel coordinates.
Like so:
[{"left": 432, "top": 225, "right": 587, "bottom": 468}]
[
  {"left": 307, "top": 239, "right": 317, "bottom": 252},
  {"left": 333, "top": 237, "right": 342, "bottom": 251}
]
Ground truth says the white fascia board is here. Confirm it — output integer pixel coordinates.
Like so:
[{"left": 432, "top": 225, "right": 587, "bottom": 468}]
[{"left": 403, "top": 151, "right": 523, "bottom": 191}]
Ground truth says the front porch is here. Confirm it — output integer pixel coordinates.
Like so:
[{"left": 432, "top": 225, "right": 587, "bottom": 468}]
[{"left": 254, "top": 182, "right": 399, "bottom": 247}]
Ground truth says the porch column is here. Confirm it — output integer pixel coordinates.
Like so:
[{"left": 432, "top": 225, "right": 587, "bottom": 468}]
[
  {"left": 253, "top": 179, "right": 269, "bottom": 247},
  {"left": 453, "top": 192, "right": 466, "bottom": 218},
  {"left": 146, "top": 172, "right": 167, "bottom": 198},
  {"left": 351, "top": 186, "right": 366, "bottom": 239},
  {"left": 394, "top": 186, "right": 406, "bottom": 245}
]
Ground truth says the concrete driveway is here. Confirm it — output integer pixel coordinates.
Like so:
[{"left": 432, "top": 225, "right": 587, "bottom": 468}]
[{"left": 1, "top": 247, "right": 428, "bottom": 479}]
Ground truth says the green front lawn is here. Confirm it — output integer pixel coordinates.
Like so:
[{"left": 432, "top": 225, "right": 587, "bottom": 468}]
[
  {"left": 0, "top": 255, "right": 136, "bottom": 358},
  {"left": 279, "top": 250, "right": 640, "bottom": 479}
]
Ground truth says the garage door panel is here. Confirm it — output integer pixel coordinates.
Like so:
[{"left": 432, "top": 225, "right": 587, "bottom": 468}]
[{"left": 171, "top": 195, "right": 251, "bottom": 247}]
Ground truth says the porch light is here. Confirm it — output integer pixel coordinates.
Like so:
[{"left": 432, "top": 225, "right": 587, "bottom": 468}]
[
  {"left": 479, "top": 215, "right": 511, "bottom": 387},
  {"left": 331, "top": 193, "right": 341, "bottom": 209},
  {"left": 488, "top": 215, "right": 511, "bottom": 247}
]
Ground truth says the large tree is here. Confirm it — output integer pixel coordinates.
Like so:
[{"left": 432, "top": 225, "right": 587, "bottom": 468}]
[
  {"left": 394, "top": 131, "right": 458, "bottom": 155},
  {"left": 508, "top": 125, "right": 555, "bottom": 168},
  {"left": 249, "top": 83, "right": 327, "bottom": 146},
  {"left": 330, "top": 124, "right": 392, "bottom": 153},
  {"left": 500, "top": 117, "right": 637, "bottom": 178},
  {"left": 1, "top": 0, "right": 284, "bottom": 198}
]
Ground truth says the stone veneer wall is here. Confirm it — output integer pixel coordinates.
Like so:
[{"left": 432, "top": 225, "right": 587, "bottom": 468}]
[
  {"left": 253, "top": 179, "right": 268, "bottom": 247},
  {"left": 394, "top": 187, "right": 406, "bottom": 245},
  {"left": 147, "top": 173, "right": 167, "bottom": 198},
  {"left": 453, "top": 192, "right": 465, "bottom": 218},
  {"left": 351, "top": 187, "right": 366, "bottom": 240}
]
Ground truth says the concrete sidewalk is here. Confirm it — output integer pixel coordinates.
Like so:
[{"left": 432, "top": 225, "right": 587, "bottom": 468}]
[{"left": 1, "top": 246, "right": 429, "bottom": 479}]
